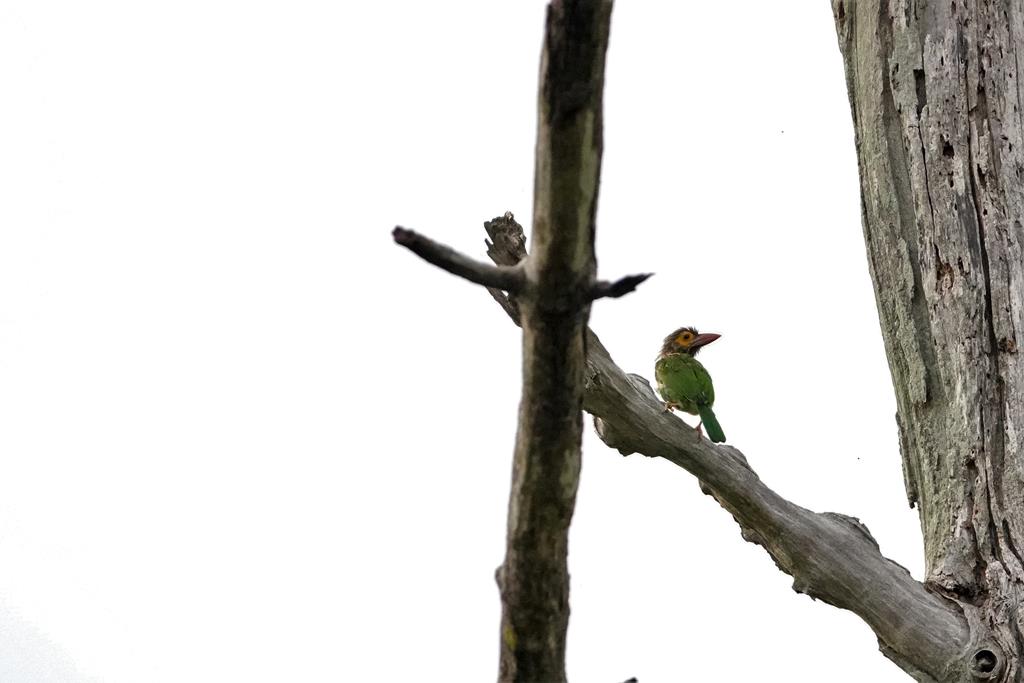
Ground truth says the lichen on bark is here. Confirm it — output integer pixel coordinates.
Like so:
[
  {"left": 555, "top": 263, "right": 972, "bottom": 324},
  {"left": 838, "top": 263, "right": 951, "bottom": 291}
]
[{"left": 833, "top": 0, "right": 1024, "bottom": 678}]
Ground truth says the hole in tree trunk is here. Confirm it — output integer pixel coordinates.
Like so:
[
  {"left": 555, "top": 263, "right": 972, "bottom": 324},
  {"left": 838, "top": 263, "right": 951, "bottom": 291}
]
[{"left": 972, "top": 648, "right": 998, "bottom": 677}]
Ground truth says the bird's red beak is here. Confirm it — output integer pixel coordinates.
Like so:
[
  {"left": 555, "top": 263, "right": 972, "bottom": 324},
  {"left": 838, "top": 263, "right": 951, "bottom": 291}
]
[{"left": 689, "top": 333, "right": 721, "bottom": 350}]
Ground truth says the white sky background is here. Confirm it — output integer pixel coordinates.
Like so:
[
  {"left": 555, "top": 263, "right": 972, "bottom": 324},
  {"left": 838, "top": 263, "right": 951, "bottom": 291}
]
[{"left": 0, "top": 1, "right": 919, "bottom": 681}]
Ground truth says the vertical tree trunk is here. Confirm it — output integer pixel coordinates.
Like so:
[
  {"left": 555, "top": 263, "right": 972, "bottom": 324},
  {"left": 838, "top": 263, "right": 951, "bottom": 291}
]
[
  {"left": 496, "top": 3, "right": 613, "bottom": 682},
  {"left": 394, "top": 2, "right": 620, "bottom": 680},
  {"left": 834, "top": 0, "right": 1024, "bottom": 678}
]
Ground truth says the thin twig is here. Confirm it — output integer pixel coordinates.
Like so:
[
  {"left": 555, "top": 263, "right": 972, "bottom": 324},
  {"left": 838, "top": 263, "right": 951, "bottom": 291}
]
[
  {"left": 393, "top": 227, "right": 525, "bottom": 292},
  {"left": 590, "top": 273, "right": 654, "bottom": 300}
]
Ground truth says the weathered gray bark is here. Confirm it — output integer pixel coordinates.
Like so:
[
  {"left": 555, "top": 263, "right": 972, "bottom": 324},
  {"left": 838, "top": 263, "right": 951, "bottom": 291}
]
[
  {"left": 484, "top": 214, "right": 973, "bottom": 682},
  {"left": 399, "top": 0, "right": 1024, "bottom": 679},
  {"left": 833, "top": 0, "right": 1024, "bottom": 679},
  {"left": 492, "top": 3, "right": 612, "bottom": 679},
  {"left": 397, "top": 2, "right": 648, "bottom": 681}
]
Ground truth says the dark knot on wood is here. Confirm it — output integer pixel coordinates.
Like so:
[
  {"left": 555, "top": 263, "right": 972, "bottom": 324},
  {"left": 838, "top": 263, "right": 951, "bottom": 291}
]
[{"left": 971, "top": 647, "right": 999, "bottom": 679}]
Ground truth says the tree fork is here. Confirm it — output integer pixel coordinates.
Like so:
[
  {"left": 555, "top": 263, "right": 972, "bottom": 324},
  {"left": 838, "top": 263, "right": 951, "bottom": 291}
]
[
  {"left": 395, "top": 0, "right": 1024, "bottom": 679},
  {"left": 833, "top": 0, "right": 1024, "bottom": 679},
  {"left": 482, "top": 213, "right": 971, "bottom": 682}
]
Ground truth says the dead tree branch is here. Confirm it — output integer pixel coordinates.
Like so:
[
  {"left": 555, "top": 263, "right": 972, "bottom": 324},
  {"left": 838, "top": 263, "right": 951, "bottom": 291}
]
[
  {"left": 392, "top": 227, "right": 525, "bottom": 292},
  {"left": 481, "top": 214, "right": 972, "bottom": 682},
  {"left": 589, "top": 273, "right": 654, "bottom": 300},
  {"left": 829, "top": 1, "right": 1024, "bottom": 679},
  {"left": 493, "top": 3, "right": 612, "bottom": 680},
  {"left": 393, "top": 1, "right": 629, "bottom": 680}
]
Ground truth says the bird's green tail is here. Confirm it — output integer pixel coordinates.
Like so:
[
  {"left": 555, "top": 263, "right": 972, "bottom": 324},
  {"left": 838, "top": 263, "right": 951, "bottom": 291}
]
[{"left": 698, "top": 405, "right": 726, "bottom": 443}]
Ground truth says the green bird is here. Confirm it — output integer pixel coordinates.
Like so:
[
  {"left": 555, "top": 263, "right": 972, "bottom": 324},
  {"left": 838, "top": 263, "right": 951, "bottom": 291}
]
[{"left": 655, "top": 326, "right": 727, "bottom": 443}]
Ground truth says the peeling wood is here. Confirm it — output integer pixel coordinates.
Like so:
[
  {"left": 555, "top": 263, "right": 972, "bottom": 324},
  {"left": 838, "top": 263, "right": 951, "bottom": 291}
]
[
  {"left": 834, "top": 0, "right": 1024, "bottom": 678},
  {"left": 483, "top": 214, "right": 970, "bottom": 681}
]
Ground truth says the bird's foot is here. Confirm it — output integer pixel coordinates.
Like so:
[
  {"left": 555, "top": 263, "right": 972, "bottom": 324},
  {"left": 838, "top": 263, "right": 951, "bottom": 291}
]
[
  {"left": 695, "top": 422, "right": 704, "bottom": 440},
  {"left": 662, "top": 402, "right": 678, "bottom": 413}
]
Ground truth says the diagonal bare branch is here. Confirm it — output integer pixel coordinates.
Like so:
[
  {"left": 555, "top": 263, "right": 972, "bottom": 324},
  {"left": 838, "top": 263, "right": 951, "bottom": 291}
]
[
  {"left": 482, "top": 213, "right": 972, "bottom": 682},
  {"left": 392, "top": 227, "right": 525, "bottom": 292},
  {"left": 583, "top": 333, "right": 968, "bottom": 679}
]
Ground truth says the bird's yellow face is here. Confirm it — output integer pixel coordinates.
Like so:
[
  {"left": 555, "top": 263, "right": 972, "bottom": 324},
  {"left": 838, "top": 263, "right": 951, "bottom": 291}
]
[
  {"left": 673, "top": 328, "right": 698, "bottom": 350},
  {"left": 661, "top": 326, "right": 721, "bottom": 357}
]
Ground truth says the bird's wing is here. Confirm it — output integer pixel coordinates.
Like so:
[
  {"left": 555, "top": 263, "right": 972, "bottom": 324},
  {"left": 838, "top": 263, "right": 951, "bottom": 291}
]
[{"left": 656, "top": 355, "right": 715, "bottom": 405}]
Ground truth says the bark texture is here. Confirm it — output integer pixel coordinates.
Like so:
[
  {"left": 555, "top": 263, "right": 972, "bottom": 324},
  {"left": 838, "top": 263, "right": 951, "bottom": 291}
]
[
  {"left": 834, "top": 0, "right": 1024, "bottom": 679},
  {"left": 398, "top": 0, "right": 1024, "bottom": 679},
  {"left": 395, "top": 2, "right": 618, "bottom": 681},
  {"left": 496, "top": 4, "right": 612, "bottom": 681},
  {"left": 484, "top": 214, "right": 972, "bottom": 682}
]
